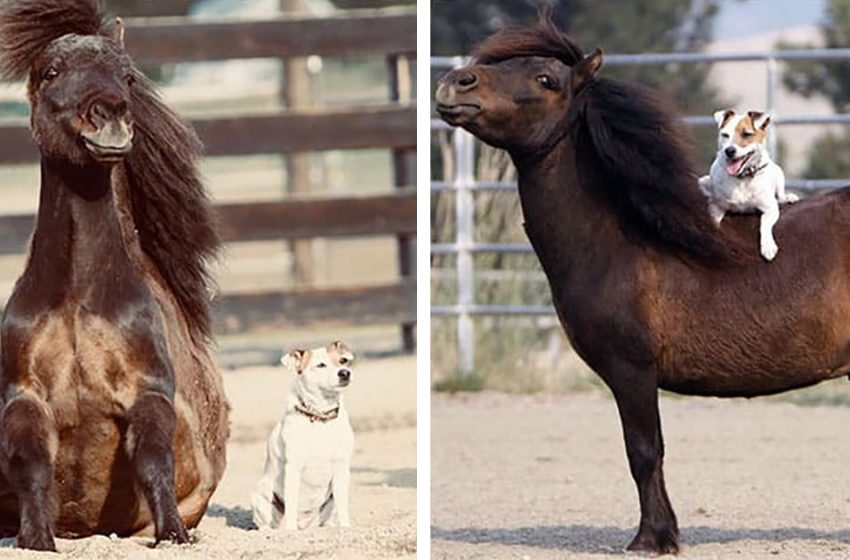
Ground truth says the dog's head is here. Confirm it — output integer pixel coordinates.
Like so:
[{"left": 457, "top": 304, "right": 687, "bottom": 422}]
[
  {"left": 713, "top": 109, "right": 771, "bottom": 177},
  {"left": 280, "top": 341, "right": 355, "bottom": 392}
]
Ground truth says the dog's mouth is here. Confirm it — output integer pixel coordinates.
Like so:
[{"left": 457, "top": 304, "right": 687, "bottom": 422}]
[
  {"left": 338, "top": 378, "right": 351, "bottom": 387},
  {"left": 725, "top": 152, "right": 753, "bottom": 177}
]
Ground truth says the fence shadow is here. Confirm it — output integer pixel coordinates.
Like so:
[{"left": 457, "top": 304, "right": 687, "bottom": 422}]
[{"left": 431, "top": 524, "right": 850, "bottom": 554}]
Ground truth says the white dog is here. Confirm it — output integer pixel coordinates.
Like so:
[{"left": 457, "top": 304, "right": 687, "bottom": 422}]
[
  {"left": 251, "top": 341, "right": 355, "bottom": 531},
  {"left": 698, "top": 109, "right": 798, "bottom": 261}
]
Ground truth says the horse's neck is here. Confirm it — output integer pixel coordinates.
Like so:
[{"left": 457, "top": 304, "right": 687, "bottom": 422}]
[
  {"left": 513, "top": 139, "right": 626, "bottom": 282},
  {"left": 27, "top": 158, "right": 133, "bottom": 294}
]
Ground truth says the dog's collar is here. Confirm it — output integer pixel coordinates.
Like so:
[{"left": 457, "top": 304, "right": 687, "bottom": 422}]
[
  {"left": 736, "top": 161, "right": 769, "bottom": 179},
  {"left": 294, "top": 395, "right": 340, "bottom": 423}
]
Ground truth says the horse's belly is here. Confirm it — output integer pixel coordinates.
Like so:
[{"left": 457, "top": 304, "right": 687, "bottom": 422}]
[{"left": 52, "top": 411, "right": 141, "bottom": 537}]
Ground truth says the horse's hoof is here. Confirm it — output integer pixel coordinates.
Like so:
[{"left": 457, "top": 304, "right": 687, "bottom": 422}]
[
  {"left": 627, "top": 530, "right": 680, "bottom": 555},
  {"left": 156, "top": 519, "right": 190, "bottom": 545},
  {"left": 17, "top": 529, "right": 56, "bottom": 552}
]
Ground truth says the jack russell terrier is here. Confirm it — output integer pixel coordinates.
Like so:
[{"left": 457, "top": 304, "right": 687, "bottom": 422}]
[
  {"left": 251, "top": 341, "right": 355, "bottom": 531},
  {"left": 698, "top": 109, "right": 798, "bottom": 261}
]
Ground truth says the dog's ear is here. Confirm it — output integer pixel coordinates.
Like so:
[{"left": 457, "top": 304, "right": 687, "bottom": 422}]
[
  {"left": 748, "top": 111, "right": 771, "bottom": 130},
  {"left": 571, "top": 47, "right": 603, "bottom": 91},
  {"left": 280, "top": 349, "right": 311, "bottom": 374},
  {"left": 713, "top": 109, "right": 734, "bottom": 128}
]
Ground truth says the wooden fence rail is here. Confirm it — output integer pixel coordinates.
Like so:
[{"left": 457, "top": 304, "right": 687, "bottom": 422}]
[{"left": 0, "top": 9, "right": 417, "bottom": 343}]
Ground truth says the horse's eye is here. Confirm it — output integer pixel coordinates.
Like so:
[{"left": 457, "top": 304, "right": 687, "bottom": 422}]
[
  {"left": 43, "top": 67, "right": 59, "bottom": 81},
  {"left": 317, "top": 363, "right": 327, "bottom": 368},
  {"left": 536, "top": 74, "right": 556, "bottom": 90}
]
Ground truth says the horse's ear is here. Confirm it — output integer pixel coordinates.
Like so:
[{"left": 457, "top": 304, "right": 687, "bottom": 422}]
[
  {"left": 572, "top": 47, "right": 603, "bottom": 91},
  {"left": 714, "top": 109, "right": 735, "bottom": 128},
  {"left": 280, "top": 349, "right": 312, "bottom": 374},
  {"left": 748, "top": 111, "right": 771, "bottom": 130},
  {"left": 110, "top": 17, "right": 125, "bottom": 48}
]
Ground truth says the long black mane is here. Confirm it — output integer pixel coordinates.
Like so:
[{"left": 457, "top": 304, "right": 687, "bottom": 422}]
[
  {"left": 0, "top": 0, "right": 220, "bottom": 339},
  {"left": 474, "top": 8, "right": 753, "bottom": 264}
]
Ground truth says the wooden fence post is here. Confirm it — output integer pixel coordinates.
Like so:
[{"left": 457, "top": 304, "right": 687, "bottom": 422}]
[
  {"left": 388, "top": 53, "right": 416, "bottom": 352},
  {"left": 282, "top": 0, "right": 314, "bottom": 286}
]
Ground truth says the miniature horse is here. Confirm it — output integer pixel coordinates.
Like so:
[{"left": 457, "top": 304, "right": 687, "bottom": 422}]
[
  {"left": 437, "top": 9, "right": 850, "bottom": 555},
  {"left": 0, "top": 0, "right": 228, "bottom": 550}
]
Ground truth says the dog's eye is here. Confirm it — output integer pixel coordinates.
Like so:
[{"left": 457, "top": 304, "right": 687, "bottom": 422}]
[
  {"left": 721, "top": 133, "right": 730, "bottom": 139},
  {"left": 339, "top": 357, "right": 349, "bottom": 365},
  {"left": 536, "top": 74, "right": 557, "bottom": 90},
  {"left": 317, "top": 363, "right": 327, "bottom": 368},
  {"left": 43, "top": 66, "right": 59, "bottom": 81},
  {"left": 742, "top": 131, "right": 755, "bottom": 138}
]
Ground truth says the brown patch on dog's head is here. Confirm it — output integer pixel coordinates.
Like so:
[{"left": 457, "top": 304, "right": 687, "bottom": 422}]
[
  {"left": 734, "top": 112, "right": 768, "bottom": 146},
  {"left": 327, "top": 341, "right": 354, "bottom": 367}
]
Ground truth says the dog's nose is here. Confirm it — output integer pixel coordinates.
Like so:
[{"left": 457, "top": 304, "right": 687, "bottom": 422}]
[
  {"left": 724, "top": 146, "right": 737, "bottom": 158},
  {"left": 338, "top": 369, "right": 351, "bottom": 380}
]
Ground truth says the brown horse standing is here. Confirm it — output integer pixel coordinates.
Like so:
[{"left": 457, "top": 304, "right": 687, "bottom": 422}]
[
  {"left": 437, "top": 9, "right": 850, "bottom": 555},
  {"left": 0, "top": 0, "right": 228, "bottom": 550}
]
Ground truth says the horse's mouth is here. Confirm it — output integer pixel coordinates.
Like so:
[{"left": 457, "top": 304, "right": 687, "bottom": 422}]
[
  {"left": 81, "top": 119, "right": 134, "bottom": 162},
  {"left": 82, "top": 136, "right": 133, "bottom": 162},
  {"left": 436, "top": 103, "right": 482, "bottom": 125}
]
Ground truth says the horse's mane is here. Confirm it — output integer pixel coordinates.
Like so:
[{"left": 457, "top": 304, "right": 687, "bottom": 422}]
[
  {"left": 0, "top": 0, "right": 221, "bottom": 339},
  {"left": 474, "top": 8, "right": 753, "bottom": 265},
  {"left": 0, "top": 0, "right": 103, "bottom": 79}
]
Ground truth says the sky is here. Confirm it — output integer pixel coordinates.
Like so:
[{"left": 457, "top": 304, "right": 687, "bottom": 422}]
[{"left": 714, "top": 0, "right": 826, "bottom": 41}]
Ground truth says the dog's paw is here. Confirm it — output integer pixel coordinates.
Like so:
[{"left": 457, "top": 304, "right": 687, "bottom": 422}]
[
  {"left": 761, "top": 239, "right": 778, "bottom": 261},
  {"left": 782, "top": 193, "right": 800, "bottom": 204}
]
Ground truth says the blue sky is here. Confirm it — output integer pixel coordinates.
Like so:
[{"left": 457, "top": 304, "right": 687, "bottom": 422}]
[{"left": 714, "top": 0, "right": 826, "bottom": 40}]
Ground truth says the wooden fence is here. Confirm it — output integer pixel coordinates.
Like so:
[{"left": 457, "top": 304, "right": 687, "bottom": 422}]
[{"left": 0, "top": 9, "right": 417, "bottom": 349}]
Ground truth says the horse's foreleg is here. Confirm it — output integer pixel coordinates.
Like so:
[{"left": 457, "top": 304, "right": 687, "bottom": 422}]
[
  {"left": 0, "top": 394, "right": 57, "bottom": 551},
  {"left": 127, "top": 390, "right": 189, "bottom": 544},
  {"left": 610, "top": 375, "right": 679, "bottom": 554}
]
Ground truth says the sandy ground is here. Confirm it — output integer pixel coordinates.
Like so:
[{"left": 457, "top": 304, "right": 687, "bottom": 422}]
[
  {"left": 0, "top": 355, "right": 416, "bottom": 559},
  {"left": 432, "top": 391, "right": 850, "bottom": 559}
]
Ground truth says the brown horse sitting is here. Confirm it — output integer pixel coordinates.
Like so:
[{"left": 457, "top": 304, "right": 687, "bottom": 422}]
[
  {"left": 437, "top": 8, "right": 850, "bottom": 556},
  {"left": 0, "top": 0, "right": 228, "bottom": 550}
]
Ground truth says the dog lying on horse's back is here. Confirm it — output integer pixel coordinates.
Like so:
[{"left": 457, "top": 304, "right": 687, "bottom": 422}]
[{"left": 0, "top": 0, "right": 228, "bottom": 550}]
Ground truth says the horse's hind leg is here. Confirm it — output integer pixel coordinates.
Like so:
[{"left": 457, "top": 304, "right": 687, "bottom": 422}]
[
  {"left": 609, "top": 372, "right": 679, "bottom": 554},
  {"left": 0, "top": 394, "right": 57, "bottom": 551},
  {"left": 127, "top": 391, "right": 189, "bottom": 544}
]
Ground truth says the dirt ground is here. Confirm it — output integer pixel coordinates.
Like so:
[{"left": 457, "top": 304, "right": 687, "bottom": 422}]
[
  {"left": 0, "top": 355, "right": 416, "bottom": 559},
  {"left": 432, "top": 391, "right": 850, "bottom": 559}
]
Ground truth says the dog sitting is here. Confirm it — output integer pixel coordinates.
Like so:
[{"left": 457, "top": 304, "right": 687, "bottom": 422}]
[
  {"left": 251, "top": 341, "right": 355, "bottom": 531},
  {"left": 698, "top": 109, "right": 798, "bottom": 261}
]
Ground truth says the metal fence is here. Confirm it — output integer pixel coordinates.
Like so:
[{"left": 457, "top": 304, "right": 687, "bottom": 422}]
[{"left": 431, "top": 49, "right": 850, "bottom": 375}]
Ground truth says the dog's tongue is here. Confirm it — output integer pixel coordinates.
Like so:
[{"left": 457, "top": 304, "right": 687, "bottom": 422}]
[{"left": 726, "top": 157, "right": 745, "bottom": 176}]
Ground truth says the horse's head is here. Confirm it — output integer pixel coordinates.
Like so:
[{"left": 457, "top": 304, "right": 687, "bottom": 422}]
[
  {"left": 0, "top": 1, "right": 135, "bottom": 165},
  {"left": 435, "top": 10, "right": 601, "bottom": 155},
  {"left": 31, "top": 25, "right": 134, "bottom": 165}
]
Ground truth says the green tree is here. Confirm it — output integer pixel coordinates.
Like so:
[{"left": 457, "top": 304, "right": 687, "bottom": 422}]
[{"left": 779, "top": 0, "right": 850, "bottom": 178}]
